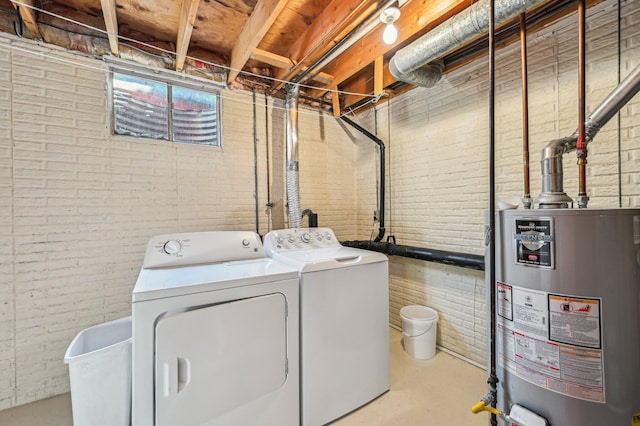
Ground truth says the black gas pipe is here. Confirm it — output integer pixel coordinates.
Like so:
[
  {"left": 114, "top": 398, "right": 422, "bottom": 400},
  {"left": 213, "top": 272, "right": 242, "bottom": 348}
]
[{"left": 339, "top": 115, "right": 386, "bottom": 242}]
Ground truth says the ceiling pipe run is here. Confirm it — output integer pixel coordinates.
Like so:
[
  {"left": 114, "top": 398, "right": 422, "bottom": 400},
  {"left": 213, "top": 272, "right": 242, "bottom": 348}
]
[
  {"left": 538, "top": 63, "right": 640, "bottom": 207},
  {"left": 389, "top": 0, "right": 550, "bottom": 87}
]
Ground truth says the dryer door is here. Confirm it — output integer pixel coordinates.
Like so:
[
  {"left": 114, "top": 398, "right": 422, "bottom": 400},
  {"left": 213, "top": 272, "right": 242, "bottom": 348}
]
[{"left": 154, "top": 293, "right": 288, "bottom": 426}]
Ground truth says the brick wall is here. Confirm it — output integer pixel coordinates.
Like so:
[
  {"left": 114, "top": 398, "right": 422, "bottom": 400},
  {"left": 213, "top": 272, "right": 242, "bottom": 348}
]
[
  {"left": 355, "top": 0, "right": 640, "bottom": 366},
  {"left": 0, "top": 36, "right": 359, "bottom": 409}
]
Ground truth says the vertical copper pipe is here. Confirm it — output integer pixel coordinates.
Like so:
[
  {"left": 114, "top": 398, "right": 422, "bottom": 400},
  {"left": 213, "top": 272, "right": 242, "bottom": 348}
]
[
  {"left": 520, "top": 14, "right": 532, "bottom": 209},
  {"left": 577, "top": 0, "right": 589, "bottom": 207}
]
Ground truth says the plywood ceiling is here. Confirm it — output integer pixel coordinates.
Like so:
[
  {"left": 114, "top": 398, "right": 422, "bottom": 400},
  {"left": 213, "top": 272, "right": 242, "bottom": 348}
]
[{"left": 0, "top": 0, "right": 600, "bottom": 113}]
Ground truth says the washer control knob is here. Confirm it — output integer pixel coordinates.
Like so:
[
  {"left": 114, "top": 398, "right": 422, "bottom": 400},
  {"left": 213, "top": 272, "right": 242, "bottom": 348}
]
[
  {"left": 316, "top": 233, "right": 323, "bottom": 241},
  {"left": 242, "top": 239, "right": 250, "bottom": 247},
  {"left": 288, "top": 235, "right": 295, "bottom": 243},
  {"left": 301, "top": 233, "right": 311, "bottom": 243},
  {"left": 163, "top": 240, "right": 182, "bottom": 255},
  {"left": 325, "top": 232, "right": 332, "bottom": 240},
  {"left": 277, "top": 236, "right": 285, "bottom": 244}
]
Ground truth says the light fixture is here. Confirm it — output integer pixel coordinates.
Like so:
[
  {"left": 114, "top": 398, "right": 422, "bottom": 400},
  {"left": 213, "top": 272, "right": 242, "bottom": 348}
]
[{"left": 380, "top": 7, "right": 401, "bottom": 45}]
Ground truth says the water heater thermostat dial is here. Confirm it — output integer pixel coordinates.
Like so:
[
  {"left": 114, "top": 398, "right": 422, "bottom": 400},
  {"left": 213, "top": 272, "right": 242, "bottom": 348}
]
[{"left": 163, "top": 240, "right": 182, "bottom": 255}]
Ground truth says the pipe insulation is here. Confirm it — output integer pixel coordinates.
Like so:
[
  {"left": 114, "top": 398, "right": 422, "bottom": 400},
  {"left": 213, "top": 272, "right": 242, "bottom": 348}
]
[
  {"left": 538, "top": 63, "right": 640, "bottom": 207},
  {"left": 389, "top": 0, "right": 549, "bottom": 87},
  {"left": 286, "top": 84, "right": 302, "bottom": 228}
]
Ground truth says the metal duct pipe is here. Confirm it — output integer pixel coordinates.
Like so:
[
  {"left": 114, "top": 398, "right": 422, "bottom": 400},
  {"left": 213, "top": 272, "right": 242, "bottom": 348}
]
[
  {"left": 286, "top": 84, "right": 302, "bottom": 228},
  {"left": 389, "top": 0, "right": 549, "bottom": 87},
  {"left": 343, "top": 240, "right": 485, "bottom": 270},
  {"left": 339, "top": 116, "right": 386, "bottom": 242},
  {"left": 538, "top": 63, "right": 640, "bottom": 207}
]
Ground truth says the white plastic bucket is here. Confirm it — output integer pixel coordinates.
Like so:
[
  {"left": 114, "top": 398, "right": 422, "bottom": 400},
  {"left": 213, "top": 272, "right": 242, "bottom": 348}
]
[
  {"left": 64, "top": 316, "right": 132, "bottom": 426},
  {"left": 400, "top": 305, "right": 438, "bottom": 359}
]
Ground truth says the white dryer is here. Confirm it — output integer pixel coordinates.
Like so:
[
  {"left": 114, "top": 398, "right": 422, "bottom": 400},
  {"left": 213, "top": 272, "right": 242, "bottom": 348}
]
[
  {"left": 263, "top": 227, "right": 389, "bottom": 426},
  {"left": 132, "top": 231, "right": 299, "bottom": 426}
]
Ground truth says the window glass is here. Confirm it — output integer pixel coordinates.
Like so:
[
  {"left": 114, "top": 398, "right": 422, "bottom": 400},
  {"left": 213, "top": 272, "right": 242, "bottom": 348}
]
[
  {"left": 111, "top": 71, "right": 221, "bottom": 147},
  {"left": 172, "top": 86, "right": 219, "bottom": 145},
  {"left": 113, "top": 74, "right": 168, "bottom": 140}
]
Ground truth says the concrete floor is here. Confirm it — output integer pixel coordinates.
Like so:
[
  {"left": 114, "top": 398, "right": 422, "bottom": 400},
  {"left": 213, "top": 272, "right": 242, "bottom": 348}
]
[{"left": 0, "top": 328, "right": 489, "bottom": 426}]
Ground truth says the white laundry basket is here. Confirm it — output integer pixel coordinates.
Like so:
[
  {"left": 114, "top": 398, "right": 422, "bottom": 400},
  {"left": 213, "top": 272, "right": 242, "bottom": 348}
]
[
  {"left": 400, "top": 305, "right": 438, "bottom": 359},
  {"left": 64, "top": 316, "right": 132, "bottom": 426}
]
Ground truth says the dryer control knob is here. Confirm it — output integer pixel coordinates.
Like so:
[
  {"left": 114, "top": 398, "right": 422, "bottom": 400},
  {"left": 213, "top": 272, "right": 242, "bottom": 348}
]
[
  {"left": 301, "top": 233, "right": 311, "bottom": 243},
  {"left": 163, "top": 240, "right": 182, "bottom": 255},
  {"left": 242, "top": 239, "right": 250, "bottom": 247}
]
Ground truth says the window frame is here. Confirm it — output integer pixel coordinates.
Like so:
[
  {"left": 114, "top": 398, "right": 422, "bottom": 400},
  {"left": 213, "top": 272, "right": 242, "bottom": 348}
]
[{"left": 107, "top": 59, "right": 224, "bottom": 148}]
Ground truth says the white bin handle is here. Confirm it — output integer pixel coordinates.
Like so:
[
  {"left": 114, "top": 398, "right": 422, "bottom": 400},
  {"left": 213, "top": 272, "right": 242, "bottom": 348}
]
[{"left": 403, "top": 321, "right": 436, "bottom": 338}]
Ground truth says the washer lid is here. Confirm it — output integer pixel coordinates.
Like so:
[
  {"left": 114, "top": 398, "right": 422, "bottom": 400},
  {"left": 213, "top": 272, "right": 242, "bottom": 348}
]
[
  {"left": 133, "top": 258, "right": 298, "bottom": 302},
  {"left": 268, "top": 246, "right": 387, "bottom": 272}
]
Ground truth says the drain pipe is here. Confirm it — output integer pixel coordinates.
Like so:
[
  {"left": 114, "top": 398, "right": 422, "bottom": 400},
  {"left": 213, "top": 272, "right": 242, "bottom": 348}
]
[
  {"left": 388, "top": 0, "right": 550, "bottom": 87},
  {"left": 343, "top": 240, "right": 484, "bottom": 270},
  {"left": 538, "top": 63, "right": 640, "bottom": 207},
  {"left": 286, "top": 84, "right": 302, "bottom": 228},
  {"left": 340, "top": 115, "right": 386, "bottom": 242}
]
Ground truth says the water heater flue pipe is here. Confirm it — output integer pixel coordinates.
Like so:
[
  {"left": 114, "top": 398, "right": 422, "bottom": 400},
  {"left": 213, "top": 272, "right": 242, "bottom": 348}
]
[
  {"left": 388, "top": 0, "right": 549, "bottom": 87},
  {"left": 538, "top": 63, "right": 640, "bottom": 207},
  {"left": 286, "top": 84, "right": 302, "bottom": 228}
]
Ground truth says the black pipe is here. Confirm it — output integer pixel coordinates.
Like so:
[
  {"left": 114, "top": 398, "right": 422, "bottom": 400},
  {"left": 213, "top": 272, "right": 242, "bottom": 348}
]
[
  {"left": 488, "top": 0, "right": 499, "bottom": 421},
  {"left": 339, "top": 116, "right": 386, "bottom": 242},
  {"left": 342, "top": 240, "right": 484, "bottom": 270}
]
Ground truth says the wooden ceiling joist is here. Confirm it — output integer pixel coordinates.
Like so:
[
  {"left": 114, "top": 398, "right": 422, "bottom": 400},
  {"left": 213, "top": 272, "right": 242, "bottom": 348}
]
[
  {"left": 270, "top": 0, "right": 379, "bottom": 93},
  {"left": 323, "top": 0, "right": 472, "bottom": 88},
  {"left": 176, "top": 0, "right": 202, "bottom": 72},
  {"left": 99, "top": 0, "right": 119, "bottom": 56},
  {"left": 11, "top": 0, "right": 42, "bottom": 40},
  {"left": 227, "top": 0, "right": 289, "bottom": 84},
  {"left": 251, "top": 48, "right": 335, "bottom": 85}
]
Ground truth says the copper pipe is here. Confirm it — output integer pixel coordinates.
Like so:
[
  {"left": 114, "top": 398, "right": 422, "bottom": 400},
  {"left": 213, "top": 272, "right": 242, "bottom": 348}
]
[
  {"left": 520, "top": 14, "right": 532, "bottom": 208},
  {"left": 577, "top": 0, "right": 589, "bottom": 207}
]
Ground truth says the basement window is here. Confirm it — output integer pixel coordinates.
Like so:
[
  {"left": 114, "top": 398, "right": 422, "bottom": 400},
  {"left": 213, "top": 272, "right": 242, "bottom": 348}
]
[{"left": 111, "top": 71, "right": 221, "bottom": 147}]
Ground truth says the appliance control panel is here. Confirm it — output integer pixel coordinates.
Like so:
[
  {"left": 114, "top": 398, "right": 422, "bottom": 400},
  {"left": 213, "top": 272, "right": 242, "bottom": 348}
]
[
  {"left": 264, "top": 227, "right": 341, "bottom": 253},
  {"left": 143, "top": 231, "right": 264, "bottom": 269}
]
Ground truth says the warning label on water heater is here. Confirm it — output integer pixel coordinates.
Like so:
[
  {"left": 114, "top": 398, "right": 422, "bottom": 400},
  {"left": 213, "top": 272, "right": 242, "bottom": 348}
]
[
  {"left": 497, "top": 284, "right": 605, "bottom": 403},
  {"left": 513, "top": 218, "right": 554, "bottom": 268}
]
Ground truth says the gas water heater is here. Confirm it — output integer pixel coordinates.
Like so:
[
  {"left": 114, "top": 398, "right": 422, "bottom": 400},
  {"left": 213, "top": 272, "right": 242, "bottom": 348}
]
[{"left": 495, "top": 208, "right": 640, "bottom": 425}]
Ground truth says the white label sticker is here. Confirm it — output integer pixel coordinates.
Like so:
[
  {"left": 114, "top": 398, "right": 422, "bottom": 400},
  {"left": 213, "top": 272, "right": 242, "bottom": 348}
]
[
  {"left": 549, "top": 295, "right": 601, "bottom": 349},
  {"left": 497, "top": 283, "right": 605, "bottom": 403}
]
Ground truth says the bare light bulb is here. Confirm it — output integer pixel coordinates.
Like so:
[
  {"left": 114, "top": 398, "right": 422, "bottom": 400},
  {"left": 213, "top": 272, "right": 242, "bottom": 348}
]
[
  {"left": 379, "top": 7, "right": 401, "bottom": 45},
  {"left": 383, "top": 23, "right": 398, "bottom": 45}
]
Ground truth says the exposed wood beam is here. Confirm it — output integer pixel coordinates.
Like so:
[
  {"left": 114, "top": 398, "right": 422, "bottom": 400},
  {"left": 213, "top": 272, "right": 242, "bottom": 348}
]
[
  {"left": 11, "top": 0, "right": 42, "bottom": 39},
  {"left": 271, "top": 0, "right": 379, "bottom": 93},
  {"left": 99, "top": 0, "right": 119, "bottom": 56},
  {"left": 331, "top": 84, "right": 341, "bottom": 117},
  {"left": 288, "top": 0, "right": 380, "bottom": 64},
  {"left": 251, "top": 49, "right": 335, "bottom": 85},
  {"left": 321, "top": 0, "right": 472, "bottom": 88},
  {"left": 176, "top": 0, "right": 202, "bottom": 72},
  {"left": 227, "top": 0, "right": 289, "bottom": 84},
  {"left": 374, "top": 55, "right": 383, "bottom": 96}
]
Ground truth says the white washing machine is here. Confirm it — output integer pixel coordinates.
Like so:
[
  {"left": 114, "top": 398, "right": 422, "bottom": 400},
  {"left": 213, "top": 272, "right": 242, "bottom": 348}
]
[
  {"left": 263, "top": 227, "right": 389, "bottom": 426},
  {"left": 132, "top": 231, "right": 299, "bottom": 426}
]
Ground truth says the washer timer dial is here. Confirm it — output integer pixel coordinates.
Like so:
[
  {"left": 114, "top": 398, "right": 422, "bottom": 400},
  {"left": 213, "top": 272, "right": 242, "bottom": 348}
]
[{"left": 163, "top": 240, "right": 182, "bottom": 255}]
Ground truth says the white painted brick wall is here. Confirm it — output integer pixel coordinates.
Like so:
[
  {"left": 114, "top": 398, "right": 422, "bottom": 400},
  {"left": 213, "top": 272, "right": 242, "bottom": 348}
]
[
  {"left": 356, "top": 0, "right": 640, "bottom": 366},
  {"left": 0, "top": 41, "right": 15, "bottom": 412},
  {"left": 0, "top": 35, "right": 359, "bottom": 409}
]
